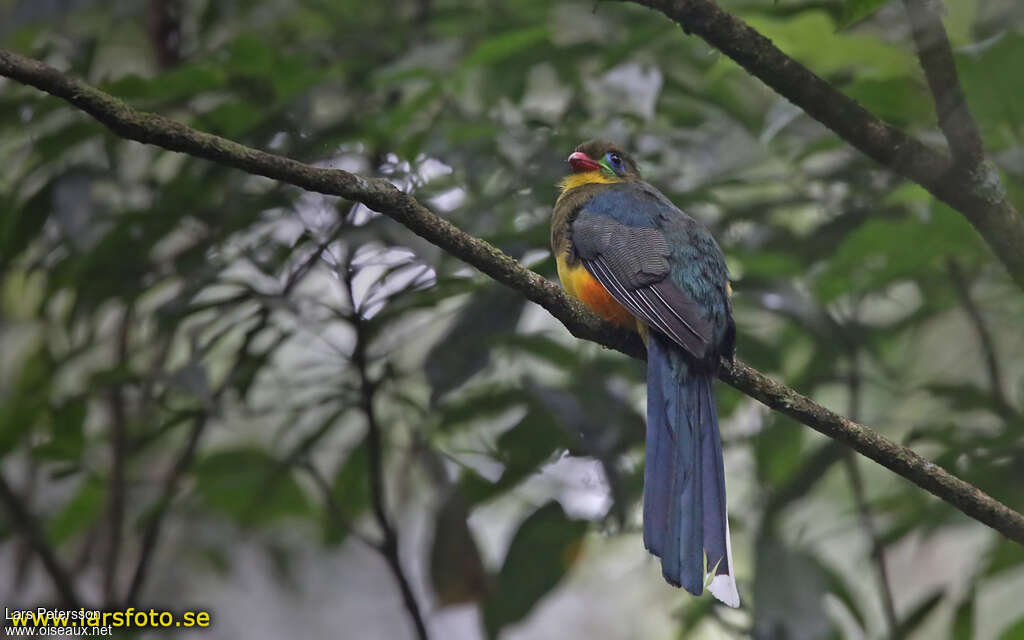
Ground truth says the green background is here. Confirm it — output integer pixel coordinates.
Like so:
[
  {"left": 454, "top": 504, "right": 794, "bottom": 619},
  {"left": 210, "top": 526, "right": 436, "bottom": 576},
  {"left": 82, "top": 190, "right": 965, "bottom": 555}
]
[{"left": 2, "top": 0, "right": 1024, "bottom": 638}]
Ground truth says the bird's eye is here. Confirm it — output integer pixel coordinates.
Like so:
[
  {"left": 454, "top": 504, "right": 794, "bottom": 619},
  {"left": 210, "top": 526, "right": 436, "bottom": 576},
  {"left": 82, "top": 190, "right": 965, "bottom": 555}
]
[{"left": 607, "top": 152, "right": 623, "bottom": 169}]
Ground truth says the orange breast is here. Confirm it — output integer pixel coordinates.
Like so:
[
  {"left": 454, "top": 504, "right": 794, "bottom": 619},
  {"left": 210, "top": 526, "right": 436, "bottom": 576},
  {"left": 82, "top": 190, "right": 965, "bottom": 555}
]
[{"left": 557, "top": 257, "right": 636, "bottom": 328}]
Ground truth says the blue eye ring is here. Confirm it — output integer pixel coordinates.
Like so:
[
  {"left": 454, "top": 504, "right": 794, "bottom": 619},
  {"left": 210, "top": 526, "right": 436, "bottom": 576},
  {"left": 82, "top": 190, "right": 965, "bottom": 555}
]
[{"left": 606, "top": 152, "right": 624, "bottom": 171}]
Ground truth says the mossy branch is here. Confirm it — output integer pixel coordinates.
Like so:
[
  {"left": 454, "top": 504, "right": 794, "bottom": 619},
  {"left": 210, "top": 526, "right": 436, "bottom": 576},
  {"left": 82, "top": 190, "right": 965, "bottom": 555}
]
[
  {"left": 2, "top": 48, "right": 1024, "bottom": 555},
  {"left": 620, "top": 0, "right": 1024, "bottom": 291}
]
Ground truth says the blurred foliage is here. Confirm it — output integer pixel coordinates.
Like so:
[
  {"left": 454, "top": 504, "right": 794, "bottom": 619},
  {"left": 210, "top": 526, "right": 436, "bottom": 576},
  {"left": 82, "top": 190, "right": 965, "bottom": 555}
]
[{"left": 2, "top": 0, "right": 1024, "bottom": 638}]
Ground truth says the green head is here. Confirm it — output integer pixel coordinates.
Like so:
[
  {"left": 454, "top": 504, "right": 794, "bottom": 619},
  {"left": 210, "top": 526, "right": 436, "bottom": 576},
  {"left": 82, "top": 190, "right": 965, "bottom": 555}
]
[{"left": 567, "top": 139, "right": 642, "bottom": 181}]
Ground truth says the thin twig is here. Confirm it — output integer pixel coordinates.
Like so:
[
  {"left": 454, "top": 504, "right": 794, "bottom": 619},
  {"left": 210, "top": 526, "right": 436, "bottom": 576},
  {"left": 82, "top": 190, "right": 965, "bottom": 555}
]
[
  {"left": 842, "top": 340, "right": 898, "bottom": 635},
  {"left": 0, "top": 471, "right": 82, "bottom": 608},
  {"left": 282, "top": 232, "right": 338, "bottom": 297},
  {"left": 607, "top": 0, "right": 1024, "bottom": 289},
  {"left": 300, "top": 461, "right": 379, "bottom": 549},
  {"left": 103, "top": 303, "right": 132, "bottom": 606},
  {"left": 73, "top": 524, "right": 100, "bottom": 573},
  {"left": 763, "top": 441, "right": 847, "bottom": 525},
  {"left": 147, "top": 0, "right": 182, "bottom": 69},
  {"left": 844, "top": 456, "right": 899, "bottom": 633},
  {"left": 128, "top": 290, "right": 293, "bottom": 601},
  {"left": 2, "top": 41, "right": 1022, "bottom": 296},
  {"left": 719, "top": 360, "right": 1024, "bottom": 545},
  {"left": 1, "top": 49, "right": 1024, "bottom": 546},
  {"left": 903, "top": 0, "right": 985, "bottom": 167},
  {"left": 11, "top": 458, "right": 38, "bottom": 591},
  {"left": 234, "top": 242, "right": 353, "bottom": 522},
  {"left": 125, "top": 415, "right": 207, "bottom": 603},
  {"left": 344, "top": 261, "right": 430, "bottom": 640},
  {"left": 946, "top": 258, "right": 1014, "bottom": 418}
]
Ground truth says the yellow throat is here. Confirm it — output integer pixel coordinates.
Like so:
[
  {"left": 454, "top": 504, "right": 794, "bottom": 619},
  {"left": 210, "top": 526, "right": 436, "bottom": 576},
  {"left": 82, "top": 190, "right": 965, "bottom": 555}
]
[{"left": 557, "top": 170, "right": 621, "bottom": 201}]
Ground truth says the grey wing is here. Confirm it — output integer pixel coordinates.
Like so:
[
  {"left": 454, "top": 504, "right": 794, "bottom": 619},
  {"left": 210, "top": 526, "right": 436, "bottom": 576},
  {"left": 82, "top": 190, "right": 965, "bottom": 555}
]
[{"left": 572, "top": 212, "right": 713, "bottom": 360}]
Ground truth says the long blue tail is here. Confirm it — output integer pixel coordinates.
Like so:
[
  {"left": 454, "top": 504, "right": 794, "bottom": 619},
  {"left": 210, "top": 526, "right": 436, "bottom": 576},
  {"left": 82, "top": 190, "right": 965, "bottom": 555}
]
[{"left": 643, "top": 333, "right": 739, "bottom": 607}]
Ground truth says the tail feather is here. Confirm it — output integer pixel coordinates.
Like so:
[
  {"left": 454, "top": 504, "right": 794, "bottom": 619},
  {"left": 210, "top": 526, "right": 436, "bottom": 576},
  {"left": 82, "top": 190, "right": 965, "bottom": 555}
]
[
  {"left": 642, "top": 341, "right": 670, "bottom": 556},
  {"left": 698, "top": 376, "right": 739, "bottom": 607},
  {"left": 662, "top": 364, "right": 702, "bottom": 596},
  {"left": 643, "top": 333, "right": 739, "bottom": 607}
]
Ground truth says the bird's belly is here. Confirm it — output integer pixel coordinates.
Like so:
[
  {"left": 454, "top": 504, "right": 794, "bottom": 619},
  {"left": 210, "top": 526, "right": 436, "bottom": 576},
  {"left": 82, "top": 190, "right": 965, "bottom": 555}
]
[{"left": 556, "top": 256, "right": 636, "bottom": 329}]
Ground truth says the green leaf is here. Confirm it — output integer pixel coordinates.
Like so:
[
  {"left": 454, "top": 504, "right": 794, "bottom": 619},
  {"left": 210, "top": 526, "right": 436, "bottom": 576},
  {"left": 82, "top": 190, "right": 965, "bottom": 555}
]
[
  {"left": 837, "top": 0, "right": 892, "bottom": 29},
  {"left": 815, "top": 203, "right": 979, "bottom": 302},
  {"left": 745, "top": 11, "right": 913, "bottom": 79},
  {"left": 822, "top": 563, "right": 866, "bottom": 629},
  {"left": 269, "top": 54, "right": 326, "bottom": 100},
  {"left": 30, "top": 122, "right": 99, "bottom": 166},
  {"left": 755, "top": 417, "right": 805, "bottom": 486},
  {"left": 0, "top": 346, "right": 54, "bottom": 455},
  {"left": 999, "top": 617, "right": 1024, "bottom": 640},
  {"left": 197, "top": 100, "right": 265, "bottom": 138},
  {"left": 463, "top": 26, "right": 549, "bottom": 67},
  {"left": 425, "top": 285, "right": 526, "bottom": 402},
  {"left": 1, "top": 182, "right": 55, "bottom": 273},
  {"left": 679, "top": 596, "right": 715, "bottom": 634},
  {"left": 753, "top": 535, "right": 833, "bottom": 640},
  {"left": 893, "top": 591, "right": 943, "bottom": 639},
  {"left": 47, "top": 475, "right": 105, "bottom": 545},
  {"left": 497, "top": 409, "right": 566, "bottom": 478},
  {"left": 528, "top": 380, "right": 639, "bottom": 461},
  {"left": 105, "top": 65, "right": 227, "bottom": 103},
  {"left": 323, "top": 440, "right": 371, "bottom": 545},
  {"left": 439, "top": 385, "right": 528, "bottom": 429},
  {"left": 734, "top": 250, "right": 806, "bottom": 278},
  {"left": 194, "top": 448, "right": 310, "bottom": 526},
  {"left": 845, "top": 77, "right": 932, "bottom": 124},
  {"left": 926, "top": 383, "right": 1004, "bottom": 416},
  {"left": 957, "top": 33, "right": 1024, "bottom": 151},
  {"left": 226, "top": 34, "right": 276, "bottom": 76},
  {"left": 429, "top": 491, "right": 488, "bottom": 606},
  {"left": 33, "top": 397, "right": 87, "bottom": 461},
  {"left": 482, "top": 502, "right": 586, "bottom": 637},
  {"left": 459, "top": 408, "right": 567, "bottom": 506},
  {"left": 498, "top": 334, "right": 580, "bottom": 370},
  {"left": 985, "top": 537, "right": 1024, "bottom": 577},
  {"left": 952, "top": 592, "right": 974, "bottom": 640}
]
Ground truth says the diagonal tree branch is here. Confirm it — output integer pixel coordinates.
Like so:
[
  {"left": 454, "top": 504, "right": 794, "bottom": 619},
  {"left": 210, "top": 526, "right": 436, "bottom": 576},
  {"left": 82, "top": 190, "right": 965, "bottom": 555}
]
[
  {"left": 344, "top": 258, "right": 430, "bottom": 640},
  {"left": 2, "top": 49, "right": 1024, "bottom": 547},
  {"left": 719, "top": 361, "right": 1024, "bottom": 544},
  {"left": 0, "top": 470, "right": 82, "bottom": 608},
  {"left": 946, "top": 258, "right": 1015, "bottom": 419},
  {"left": 615, "top": 0, "right": 1024, "bottom": 292},
  {"left": 0, "top": 49, "right": 632, "bottom": 360},
  {"left": 903, "top": 0, "right": 985, "bottom": 167}
]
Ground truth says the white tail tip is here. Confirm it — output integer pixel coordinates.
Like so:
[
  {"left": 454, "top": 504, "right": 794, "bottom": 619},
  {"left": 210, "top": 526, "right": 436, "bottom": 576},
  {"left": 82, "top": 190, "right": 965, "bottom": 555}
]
[{"left": 708, "top": 573, "right": 740, "bottom": 608}]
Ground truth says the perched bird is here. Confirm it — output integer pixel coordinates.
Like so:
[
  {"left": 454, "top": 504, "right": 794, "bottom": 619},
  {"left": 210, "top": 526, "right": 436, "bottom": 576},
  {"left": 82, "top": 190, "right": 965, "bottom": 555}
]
[{"left": 551, "top": 140, "right": 738, "bottom": 607}]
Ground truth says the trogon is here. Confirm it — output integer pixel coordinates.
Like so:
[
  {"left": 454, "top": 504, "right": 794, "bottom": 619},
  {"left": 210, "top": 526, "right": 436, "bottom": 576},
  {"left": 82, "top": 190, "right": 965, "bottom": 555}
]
[{"left": 551, "top": 140, "right": 739, "bottom": 607}]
